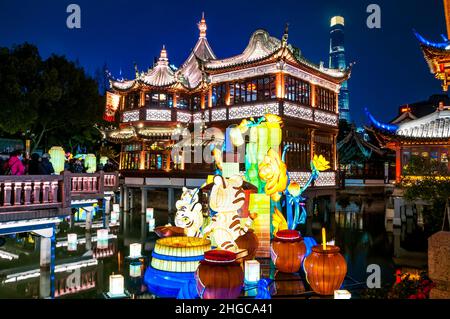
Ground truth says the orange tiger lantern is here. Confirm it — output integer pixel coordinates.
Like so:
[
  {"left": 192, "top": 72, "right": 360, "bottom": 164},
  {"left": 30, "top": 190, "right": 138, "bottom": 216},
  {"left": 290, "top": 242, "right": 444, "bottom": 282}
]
[
  {"left": 195, "top": 250, "right": 244, "bottom": 299},
  {"left": 303, "top": 245, "right": 347, "bottom": 295},
  {"left": 270, "top": 230, "right": 306, "bottom": 273}
]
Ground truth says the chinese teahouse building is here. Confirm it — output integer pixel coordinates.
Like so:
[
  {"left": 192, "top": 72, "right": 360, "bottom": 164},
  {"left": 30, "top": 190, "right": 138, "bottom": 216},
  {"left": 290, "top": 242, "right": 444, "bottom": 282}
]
[
  {"left": 366, "top": 1, "right": 450, "bottom": 184},
  {"left": 102, "top": 15, "right": 351, "bottom": 212}
]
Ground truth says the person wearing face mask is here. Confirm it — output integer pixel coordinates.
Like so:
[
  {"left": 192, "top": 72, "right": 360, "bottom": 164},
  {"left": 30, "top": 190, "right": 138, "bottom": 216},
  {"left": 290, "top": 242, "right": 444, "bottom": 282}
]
[{"left": 4, "top": 150, "right": 25, "bottom": 175}]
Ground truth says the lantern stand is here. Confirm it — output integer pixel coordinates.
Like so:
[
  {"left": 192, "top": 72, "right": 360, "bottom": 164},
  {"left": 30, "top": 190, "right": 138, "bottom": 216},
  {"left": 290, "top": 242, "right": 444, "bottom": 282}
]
[{"left": 103, "top": 274, "right": 131, "bottom": 299}]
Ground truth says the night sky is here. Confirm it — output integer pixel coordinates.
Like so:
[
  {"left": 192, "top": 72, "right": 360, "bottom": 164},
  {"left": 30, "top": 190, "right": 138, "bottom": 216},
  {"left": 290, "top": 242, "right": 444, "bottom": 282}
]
[{"left": 0, "top": 0, "right": 448, "bottom": 125}]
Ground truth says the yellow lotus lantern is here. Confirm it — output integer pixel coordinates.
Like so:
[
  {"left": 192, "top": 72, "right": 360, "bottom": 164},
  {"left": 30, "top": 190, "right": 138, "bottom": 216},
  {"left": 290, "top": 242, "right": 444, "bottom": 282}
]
[
  {"left": 48, "top": 146, "right": 65, "bottom": 174},
  {"left": 312, "top": 154, "right": 331, "bottom": 172},
  {"left": 258, "top": 148, "right": 288, "bottom": 202}
]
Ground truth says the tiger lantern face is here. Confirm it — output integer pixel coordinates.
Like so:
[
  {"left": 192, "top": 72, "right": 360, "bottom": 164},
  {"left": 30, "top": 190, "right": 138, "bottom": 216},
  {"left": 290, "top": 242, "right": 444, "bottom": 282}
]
[
  {"left": 209, "top": 175, "right": 246, "bottom": 213},
  {"left": 175, "top": 187, "right": 203, "bottom": 237}
]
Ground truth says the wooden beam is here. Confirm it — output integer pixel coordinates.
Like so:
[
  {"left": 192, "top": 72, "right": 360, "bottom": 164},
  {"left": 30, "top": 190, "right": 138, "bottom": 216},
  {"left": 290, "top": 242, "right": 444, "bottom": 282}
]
[{"left": 445, "top": 0, "right": 450, "bottom": 39}]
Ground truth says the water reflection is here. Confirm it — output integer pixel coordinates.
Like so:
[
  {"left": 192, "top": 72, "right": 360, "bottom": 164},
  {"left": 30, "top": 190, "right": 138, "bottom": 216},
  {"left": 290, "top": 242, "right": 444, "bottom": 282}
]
[{"left": 0, "top": 204, "right": 428, "bottom": 299}]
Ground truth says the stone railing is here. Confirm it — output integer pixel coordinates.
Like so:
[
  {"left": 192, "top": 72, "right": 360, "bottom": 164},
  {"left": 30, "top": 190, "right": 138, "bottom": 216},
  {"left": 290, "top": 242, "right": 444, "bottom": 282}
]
[{"left": 0, "top": 171, "right": 119, "bottom": 222}]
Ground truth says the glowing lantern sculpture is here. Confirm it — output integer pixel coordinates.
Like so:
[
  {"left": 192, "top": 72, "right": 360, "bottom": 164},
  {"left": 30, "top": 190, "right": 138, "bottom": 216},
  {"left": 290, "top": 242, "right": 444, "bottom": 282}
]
[
  {"left": 270, "top": 230, "right": 306, "bottom": 273},
  {"left": 48, "top": 146, "right": 65, "bottom": 174},
  {"left": 244, "top": 260, "right": 261, "bottom": 284},
  {"left": 97, "top": 229, "right": 109, "bottom": 249},
  {"left": 146, "top": 208, "right": 154, "bottom": 223},
  {"left": 67, "top": 233, "right": 77, "bottom": 252},
  {"left": 99, "top": 156, "right": 108, "bottom": 166},
  {"left": 84, "top": 154, "right": 97, "bottom": 173},
  {"left": 129, "top": 243, "right": 142, "bottom": 259},
  {"left": 334, "top": 290, "right": 351, "bottom": 299},
  {"left": 109, "top": 274, "right": 125, "bottom": 296},
  {"left": 303, "top": 228, "right": 347, "bottom": 295},
  {"left": 129, "top": 261, "right": 142, "bottom": 278},
  {"left": 195, "top": 250, "right": 244, "bottom": 299}
]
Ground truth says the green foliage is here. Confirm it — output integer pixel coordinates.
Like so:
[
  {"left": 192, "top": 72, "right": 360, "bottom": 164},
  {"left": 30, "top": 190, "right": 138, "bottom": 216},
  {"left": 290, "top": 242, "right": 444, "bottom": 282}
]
[
  {"left": 402, "top": 177, "right": 447, "bottom": 233},
  {"left": 402, "top": 155, "right": 449, "bottom": 176},
  {"left": 0, "top": 43, "right": 103, "bottom": 152}
]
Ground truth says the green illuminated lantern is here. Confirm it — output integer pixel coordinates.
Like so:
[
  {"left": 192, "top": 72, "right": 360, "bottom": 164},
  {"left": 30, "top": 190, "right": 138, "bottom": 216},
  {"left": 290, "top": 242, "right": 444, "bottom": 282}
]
[
  {"left": 48, "top": 146, "right": 65, "bottom": 175},
  {"left": 100, "top": 156, "right": 108, "bottom": 166},
  {"left": 85, "top": 154, "right": 97, "bottom": 173}
]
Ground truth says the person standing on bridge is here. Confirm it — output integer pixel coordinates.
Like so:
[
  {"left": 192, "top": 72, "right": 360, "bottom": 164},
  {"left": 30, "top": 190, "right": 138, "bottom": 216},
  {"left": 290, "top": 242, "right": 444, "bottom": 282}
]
[{"left": 4, "top": 150, "right": 25, "bottom": 175}]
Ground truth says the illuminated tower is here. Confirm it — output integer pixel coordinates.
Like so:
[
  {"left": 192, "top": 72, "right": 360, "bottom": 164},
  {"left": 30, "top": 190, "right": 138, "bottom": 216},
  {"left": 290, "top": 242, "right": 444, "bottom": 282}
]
[{"left": 329, "top": 16, "right": 350, "bottom": 122}]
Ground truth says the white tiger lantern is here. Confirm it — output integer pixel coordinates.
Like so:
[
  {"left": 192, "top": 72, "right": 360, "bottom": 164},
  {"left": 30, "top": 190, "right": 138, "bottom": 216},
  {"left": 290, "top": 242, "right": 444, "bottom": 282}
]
[
  {"left": 203, "top": 175, "right": 255, "bottom": 252},
  {"left": 174, "top": 187, "right": 204, "bottom": 237}
]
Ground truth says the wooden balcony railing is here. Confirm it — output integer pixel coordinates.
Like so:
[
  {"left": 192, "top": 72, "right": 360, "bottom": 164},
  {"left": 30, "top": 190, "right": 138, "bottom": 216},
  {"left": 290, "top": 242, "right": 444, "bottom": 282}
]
[{"left": 0, "top": 171, "right": 119, "bottom": 222}]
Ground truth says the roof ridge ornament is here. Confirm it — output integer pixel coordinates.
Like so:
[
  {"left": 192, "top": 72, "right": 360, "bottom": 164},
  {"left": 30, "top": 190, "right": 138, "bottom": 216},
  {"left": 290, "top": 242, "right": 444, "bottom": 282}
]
[
  {"left": 198, "top": 12, "right": 207, "bottom": 39},
  {"left": 282, "top": 23, "right": 289, "bottom": 47}
]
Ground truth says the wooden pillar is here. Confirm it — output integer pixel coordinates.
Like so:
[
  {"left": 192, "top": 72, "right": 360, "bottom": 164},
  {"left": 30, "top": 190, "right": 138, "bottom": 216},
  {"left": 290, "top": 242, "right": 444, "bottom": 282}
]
[
  {"left": 335, "top": 92, "right": 339, "bottom": 114},
  {"left": 140, "top": 91, "right": 145, "bottom": 107},
  {"left": 310, "top": 129, "right": 315, "bottom": 161},
  {"left": 276, "top": 73, "right": 285, "bottom": 98},
  {"left": 201, "top": 92, "right": 206, "bottom": 109},
  {"left": 173, "top": 92, "right": 178, "bottom": 108},
  {"left": 141, "top": 188, "right": 147, "bottom": 215},
  {"left": 311, "top": 83, "right": 316, "bottom": 107},
  {"left": 208, "top": 87, "right": 213, "bottom": 108},
  {"left": 332, "top": 134, "right": 338, "bottom": 171},
  {"left": 395, "top": 144, "right": 402, "bottom": 183},
  {"left": 445, "top": 0, "right": 450, "bottom": 40}
]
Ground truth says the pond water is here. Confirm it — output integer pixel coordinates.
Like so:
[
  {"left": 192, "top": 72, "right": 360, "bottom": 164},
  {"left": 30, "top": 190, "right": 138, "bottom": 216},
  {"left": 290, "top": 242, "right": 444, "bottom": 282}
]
[{"left": 0, "top": 203, "right": 426, "bottom": 299}]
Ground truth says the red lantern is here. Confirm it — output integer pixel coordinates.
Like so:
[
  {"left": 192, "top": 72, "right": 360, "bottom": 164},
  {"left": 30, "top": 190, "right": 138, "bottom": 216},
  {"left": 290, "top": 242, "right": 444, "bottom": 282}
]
[
  {"left": 195, "top": 250, "right": 244, "bottom": 299},
  {"left": 270, "top": 230, "right": 306, "bottom": 273},
  {"left": 303, "top": 245, "right": 347, "bottom": 295}
]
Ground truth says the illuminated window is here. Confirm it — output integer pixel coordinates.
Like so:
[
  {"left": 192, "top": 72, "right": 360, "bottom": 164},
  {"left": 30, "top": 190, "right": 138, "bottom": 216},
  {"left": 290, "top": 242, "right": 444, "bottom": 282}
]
[
  {"left": 315, "top": 86, "right": 336, "bottom": 112},
  {"left": 146, "top": 92, "right": 173, "bottom": 108},
  {"left": 284, "top": 75, "right": 311, "bottom": 106},
  {"left": 125, "top": 92, "right": 140, "bottom": 109}
]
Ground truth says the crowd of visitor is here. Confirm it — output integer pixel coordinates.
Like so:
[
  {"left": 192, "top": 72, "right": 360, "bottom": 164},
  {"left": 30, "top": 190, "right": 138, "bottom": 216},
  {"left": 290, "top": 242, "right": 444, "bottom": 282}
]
[{"left": 0, "top": 150, "right": 116, "bottom": 175}]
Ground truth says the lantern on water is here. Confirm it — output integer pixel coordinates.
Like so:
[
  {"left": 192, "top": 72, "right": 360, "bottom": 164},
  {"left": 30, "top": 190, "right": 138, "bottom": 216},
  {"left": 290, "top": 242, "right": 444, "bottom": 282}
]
[
  {"left": 195, "top": 250, "right": 244, "bottom": 299},
  {"left": 112, "top": 204, "right": 120, "bottom": 213},
  {"left": 270, "top": 230, "right": 306, "bottom": 273},
  {"left": 97, "top": 229, "right": 109, "bottom": 249},
  {"left": 244, "top": 260, "right": 260, "bottom": 284},
  {"left": 129, "top": 261, "right": 142, "bottom": 278},
  {"left": 334, "top": 290, "right": 351, "bottom": 299},
  {"left": 129, "top": 243, "right": 142, "bottom": 259},
  {"left": 67, "top": 233, "right": 77, "bottom": 252},
  {"left": 148, "top": 218, "right": 155, "bottom": 231},
  {"left": 84, "top": 154, "right": 97, "bottom": 173},
  {"left": 48, "top": 146, "right": 65, "bottom": 174},
  {"left": 146, "top": 208, "right": 154, "bottom": 222},
  {"left": 109, "top": 274, "right": 124, "bottom": 296}
]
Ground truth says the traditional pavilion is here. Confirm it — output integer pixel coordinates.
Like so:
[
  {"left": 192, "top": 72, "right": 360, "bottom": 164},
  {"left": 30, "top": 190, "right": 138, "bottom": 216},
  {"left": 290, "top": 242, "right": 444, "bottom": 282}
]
[
  {"left": 414, "top": 0, "right": 450, "bottom": 91},
  {"left": 102, "top": 14, "right": 351, "bottom": 211},
  {"left": 366, "top": 1, "right": 450, "bottom": 183}
]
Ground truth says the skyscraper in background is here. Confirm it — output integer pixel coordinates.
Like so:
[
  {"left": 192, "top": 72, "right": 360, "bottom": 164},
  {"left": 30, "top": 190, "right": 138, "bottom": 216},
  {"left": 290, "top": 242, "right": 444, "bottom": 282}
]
[{"left": 329, "top": 16, "right": 350, "bottom": 122}]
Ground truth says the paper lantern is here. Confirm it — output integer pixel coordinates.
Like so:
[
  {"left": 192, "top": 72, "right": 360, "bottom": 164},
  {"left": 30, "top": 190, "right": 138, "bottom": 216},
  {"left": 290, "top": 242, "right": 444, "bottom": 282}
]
[
  {"left": 129, "top": 261, "right": 142, "bottom": 278},
  {"left": 244, "top": 260, "right": 260, "bottom": 284},
  {"left": 195, "top": 250, "right": 244, "bottom": 299},
  {"left": 146, "top": 208, "right": 154, "bottom": 222},
  {"left": 67, "top": 233, "right": 77, "bottom": 252},
  {"left": 303, "top": 245, "right": 347, "bottom": 295},
  {"left": 271, "top": 230, "right": 306, "bottom": 273},
  {"left": 112, "top": 204, "right": 120, "bottom": 213},
  {"left": 109, "top": 274, "right": 124, "bottom": 295},
  {"left": 334, "top": 290, "right": 351, "bottom": 299},
  {"left": 84, "top": 154, "right": 97, "bottom": 173},
  {"left": 100, "top": 156, "right": 108, "bottom": 166},
  {"left": 97, "top": 229, "right": 109, "bottom": 249},
  {"left": 110, "top": 211, "right": 118, "bottom": 225},
  {"left": 48, "top": 146, "right": 65, "bottom": 174},
  {"left": 129, "top": 243, "right": 142, "bottom": 258},
  {"left": 148, "top": 218, "right": 155, "bottom": 231}
]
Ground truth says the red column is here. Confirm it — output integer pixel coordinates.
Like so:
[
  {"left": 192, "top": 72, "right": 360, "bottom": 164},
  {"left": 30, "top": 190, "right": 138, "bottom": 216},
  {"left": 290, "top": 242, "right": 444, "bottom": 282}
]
[{"left": 395, "top": 144, "right": 402, "bottom": 183}]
